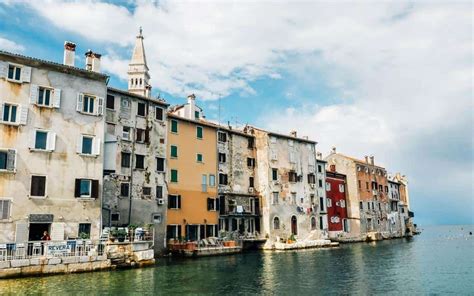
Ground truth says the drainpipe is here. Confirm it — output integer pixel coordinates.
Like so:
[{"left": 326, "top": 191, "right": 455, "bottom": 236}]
[{"left": 128, "top": 117, "right": 138, "bottom": 226}]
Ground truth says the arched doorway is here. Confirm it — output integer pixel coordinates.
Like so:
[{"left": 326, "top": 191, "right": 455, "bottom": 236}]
[{"left": 291, "top": 216, "right": 297, "bottom": 235}]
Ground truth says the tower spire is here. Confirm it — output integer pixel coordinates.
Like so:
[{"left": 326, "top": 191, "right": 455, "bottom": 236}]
[{"left": 128, "top": 27, "right": 151, "bottom": 97}]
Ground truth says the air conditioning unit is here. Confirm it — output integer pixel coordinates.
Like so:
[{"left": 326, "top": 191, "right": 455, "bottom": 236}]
[
  {"left": 157, "top": 199, "right": 164, "bottom": 205},
  {"left": 248, "top": 187, "right": 254, "bottom": 193}
]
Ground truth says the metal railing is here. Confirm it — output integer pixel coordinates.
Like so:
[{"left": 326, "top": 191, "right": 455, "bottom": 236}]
[{"left": 0, "top": 240, "right": 106, "bottom": 262}]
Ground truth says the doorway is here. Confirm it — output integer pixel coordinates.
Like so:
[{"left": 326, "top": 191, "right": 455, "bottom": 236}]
[
  {"left": 28, "top": 223, "right": 51, "bottom": 241},
  {"left": 291, "top": 216, "right": 298, "bottom": 235}
]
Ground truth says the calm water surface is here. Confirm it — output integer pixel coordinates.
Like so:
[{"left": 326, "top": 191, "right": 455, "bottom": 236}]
[{"left": 1, "top": 225, "right": 473, "bottom": 295}]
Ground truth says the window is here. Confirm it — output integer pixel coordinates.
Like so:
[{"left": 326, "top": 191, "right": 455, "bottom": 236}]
[
  {"left": 339, "top": 184, "right": 345, "bottom": 193},
  {"left": 78, "top": 223, "right": 91, "bottom": 238},
  {"left": 120, "top": 183, "right": 129, "bottom": 197},
  {"left": 311, "top": 217, "right": 317, "bottom": 230},
  {"left": 249, "top": 177, "right": 254, "bottom": 188},
  {"left": 272, "top": 168, "right": 278, "bottom": 181},
  {"left": 156, "top": 186, "right": 163, "bottom": 199},
  {"left": 318, "top": 179, "right": 323, "bottom": 188},
  {"left": 81, "top": 136, "right": 93, "bottom": 155},
  {"left": 273, "top": 217, "right": 280, "bottom": 229},
  {"left": 218, "top": 153, "right": 226, "bottom": 163},
  {"left": 155, "top": 106, "right": 163, "bottom": 121},
  {"left": 170, "top": 120, "right": 178, "bottom": 133},
  {"left": 326, "top": 182, "right": 331, "bottom": 191},
  {"left": 8, "top": 64, "right": 21, "bottom": 81},
  {"left": 219, "top": 173, "right": 228, "bottom": 185},
  {"left": 207, "top": 198, "right": 217, "bottom": 211},
  {"left": 319, "top": 216, "right": 324, "bottom": 230},
  {"left": 106, "top": 95, "right": 115, "bottom": 109},
  {"left": 197, "top": 154, "right": 203, "bottom": 162},
  {"left": 0, "top": 200, "right": 10, "bottom": 220},
  {"left": 272, "top": 192, "right": 279, "bottom": 205},
  {"left": 209, "top": 175, "right": 216, "bottom": 187},
  {"left": 248, "top": 138, "right": 254, "bottom": 149},
  {"left": 137, "top": 102, "right": 146, "bottom": 116},
  {"left": 121, "top": 152, "right": 131, "bottom": 168},
  {"left": 2, "top": 103, "right": 18, "bottom": 123},
  {"left": 170, "top": 145, "right": 178, "bottom": 158},
  {"left": 195, "top": 110, "right": 200, "bottom": 119},
  {"left": 358, "top": 180, "right": 361, "bottom": 189},
  {"left": 0, "top": 149, "right": 16, "bottom": 172},
  {"left": 378, "top": 203, "right": 382, "bottom": 211},
  {"left": 379, "top": 185, "right": 383, "bottom": 192},
  {"left": 218, "top": 132, "right": 227, "bottom": 142},
  {"left": 135, "top": 154, "right": 145, "bottom": 169},
  {"left": 289, "top": 171, "right": 297, "bottom": 182},
  {"left": 136, "top": 128, "right": 146, "bottom": 143},
  {"left": 167, "top": 225, "right": 181, "bottom": 240},
  {"left": 170, "top": 169, "right": 178, "bottom": 182},
  {"left": 308, "top": 174, "right": 316, "bottom": 184},
  {"left": 122, "top": 127, "right": 131, "bottom": 140},
  {"left": 366, "top": 182, "right": 369, "bottom": 190},
  {"left": 143, "top": 187, "right": 151, "bottom": 196},
  {"left": 320, "top": 197, "right": 325, "bottom": 212},
  {"left": 152, "top": 214, "right": 162, "bottom": 223},
  {"left": 327, "top": 198, "right": 332, "bottom": 208},
  {"left": 196, "top": 126, "right": 203, "bottom": 139},
  {"left": 156, "top": 157, "right": 165, "bottom": 172},
  {"left": 30, "top": 175, "right": 46, "bottom": 197},
  {"left": 360, "top": 201, "right": 363, "bottom": 210},
  {"left": 111, "top": 213, "right": 120, "bottom": 222},
  {"left": 289, "top": 151, "right": 296, "bottom": 163},
  {"left": 83, "top": 95, "right": 95, "bottom": 114},
  {"left": 37, "top": 87, "right": 53, "bottom": 107},
  {"left": 34, "top": 130, "right": 47, "bottom": 150},
  {"left": 202, "top": 174, "right": 207, "bottom": 192},
  {"left": 385, "top": 186, "right": 389, "bottom": 193},
  {"left": 247, "top": 158, "right": 255, "bottom": 168},
  {"left": 168, "top": 195, "right": 181, "bottom": 209},
  {"left": 291, "top": 193, "right": 297, "bottom": 204},
  {"left": 74, "top": 179, "right": 99, "bottom": 198},
  {"left": 318, "top": 165, "right": 322, "bottom": 173}
]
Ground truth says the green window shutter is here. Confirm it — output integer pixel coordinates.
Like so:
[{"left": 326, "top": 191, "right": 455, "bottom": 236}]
[
  {"left": 171, "top": 169, "right": 178, "bottom": 182},
  {"left": 171, "top": 145, "right": 178, "bottom": 158},
  {"left": 196, "top": 126, "right": 203, "bottom": 139},
  {"left": 171, "top": 120, "right": 178, "bottom": 133},
  {"left": 197, "top": 154, "right": 203, "bottom": 162}
]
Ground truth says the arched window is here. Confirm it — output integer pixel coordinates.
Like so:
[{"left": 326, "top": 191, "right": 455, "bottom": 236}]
[
  {"left": 130, "top": 79, "right": 134, "bottom": 86},
  {"left": 273, "top": 217, "right": 280, "bottom": 230},
  {"left": 311, "top": 216, "right": 317, "bottom": 230}
]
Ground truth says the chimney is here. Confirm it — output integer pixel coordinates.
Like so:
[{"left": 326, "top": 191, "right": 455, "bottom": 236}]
[
  {"left": 364, "top": 156, "right": 369, "bottom": 163},
  {"left": 85, "top": 50, "right": 93, "bottom": 71},
  {"left": 331, "top": 147, "right": 336, "bottom": 154},
  {"left": 330, "top": 164, "right": 336, "bottom": 172},
  {"left": 91, "top": 52, "right": 101, "bottom": 72},
  {"left": 370, "top": 155, "right": 374, "bottom": 165},
  {"left": 303, "top": 136, "right": 308, "bottom": 140},
  {"left": 63, "top": 41, "right": 76, "bottom": 66},
  {"left": 290, "top": 130, "right": 297, "bottom": 137},
  {"left": 145, "top": 84, "right": 152, "bottom": 98},
  {"left": 187, "top": 94, "right": 196, "bottom": 119}
]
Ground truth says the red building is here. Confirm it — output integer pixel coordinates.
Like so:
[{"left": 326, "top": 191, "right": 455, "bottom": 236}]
[{"left": 326, "top": 165, "right": 349, "bottom": 234}]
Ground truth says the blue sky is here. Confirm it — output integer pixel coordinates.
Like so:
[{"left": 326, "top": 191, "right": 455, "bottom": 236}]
[{"left": 0, "top": 1, "right": 472, "bottom": 225}]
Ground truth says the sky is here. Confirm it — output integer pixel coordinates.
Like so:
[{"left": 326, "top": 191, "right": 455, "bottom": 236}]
[{"left": 0, "top": 1, "right": 472, "bottom": 225}]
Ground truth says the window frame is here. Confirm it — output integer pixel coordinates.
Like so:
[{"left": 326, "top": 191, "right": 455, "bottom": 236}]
[
  {"left": 106, "top": 94, "right": 115, "bottom": 110},
  {"left": 170, "top": 145, "right": 178, "bottom": 158},
  {"left": 37, "top": 86, "right": 54, "bottom": 107},
  {"left": 79, "top": 179, "right": 92, "bottom": 198},
  {"left": 170, "top": 119, "right": 178, "bottom": 133},
  {"left": 30, "top": 175, "right": 47, "bottom": 198},
  {"left": 137, "top": 102, "right": 147, "bottom": 117},
  {"left": 170, "top": 169, "right": 178, "bottom": 183},
  {"left": 2, "top": 102, "right": 19, "bottom": 124},
  {"left": 7, "top": 64, "right": 22, "bottom": 82},
  {"left": 81, "top": 135, "right": 94, "bottom": 155},
  {"left": 156, "top": 157, "right": 165, "bottom": 172},
  {"left": 196, "top": 126, "right": 203, "bottom": 139},
  {"left": 168, "top": 194, "right": 181, "bottom": 209},
  {"left": 0, "top": 199, "right": 11, "bottom": 220},
  {"left": 155, "top": 106, "right": 164, "bottom": 121},
  {"left": 120, "top": 182, "right": 130, "bottom": 197},
  {"left": 196, "top": 153, "right": 203, "bottom": 163},
  {"left": 135, "top": 154, "right": 145, "bottom": 169},
  {"left": 218, "top": 131, "right": 227, "bottom": 143}
]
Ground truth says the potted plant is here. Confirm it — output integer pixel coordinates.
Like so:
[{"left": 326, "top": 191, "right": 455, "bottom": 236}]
[
  {"left": 287, "top": 234, "right": 296, "bottom": 244},
  {"left": 79, "top": 232, "right": 90, "bottom": 240},
  {"left": 111, "top": 229, "right": 127, "bottom": 242}
]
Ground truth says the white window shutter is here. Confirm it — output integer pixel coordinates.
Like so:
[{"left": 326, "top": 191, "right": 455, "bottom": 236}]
[
  {"left": 47, "top": 132, "right": 56, "bottom": 151},
  {"left": 97, "top": 97, "right": 104, "bottom": 115},
  {"left": 0, "top": 102, "right": 4, "bottom": 121},
  {"left": 19, "top": 105, "right": 28, "bottom": 125},
  {"left": 53, "top": 88, "right": 61, "bottom": 108},
  {"left": 50, "top": 222, "right": 65, "bottom": 241},
  {"left": 76, "top": 93, "right": 84, "bottom": 112},
  {"left": 93, "top": 137, "right": 101, "bottom": 155},
  {"left": 6, "top": 149, "right": 16, "bottom": 171},
  {"left": 29, "top": 84, "right": 39, "bottom": 104},
  {"left": 21, "top": 66, "right": 31, "bottom": 83},
  {"left": 28, "top": 130, "right": 36, "bottom": 149},
  {"left": 0, "top": 61, "right": 7, "bottom": 78},
  {"left": 76, "top": 135, "right": 83, "bottom": 153},
  {"left": 15, "top": 223, "right": 28, "bottom": 242}
]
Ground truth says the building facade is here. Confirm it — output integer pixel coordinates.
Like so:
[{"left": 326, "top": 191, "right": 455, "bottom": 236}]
[
  {"left": 245, "top": 127, "right": 325, "bottom": 245},
  {"left": 0, "top": 47, "right": 107, "bottom": 242},
  {"left": 325, "top": 165, "right": 349, "bottom": 238},
  {"left": 166, "top": 99, "right": 219, "bottom": 242}
]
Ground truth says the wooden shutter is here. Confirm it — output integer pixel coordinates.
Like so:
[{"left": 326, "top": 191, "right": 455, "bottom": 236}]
[
  {"left": 50, "top": 222, "right": 65, "bottom": 240},
  {"left": 15, "top": 223, "right": 28, "bottom": 242},
  {"left": 74, "top": 179, "right": 81, "bottom": 197},
  {"left": 215, "top": 197, "right": 220, "bottom": 212},
  {"left": 19, "top": 105, "right": 28, "bottom": 125},
  {"left": 177, "top": 195, "right": 181, "bottom": 209},
  {"left": 76, "top": 93, "right": 84, "bottom": 112},
  {"left": 167, "top": 195, "right": 172, "bottom": 209},
  {"left": 207, "top": 198, "right": 212, "bottom": 211},
  {"left": 47, "top": 132, "right": 56, "bottom": 151},
  {"left": 21, "top": 66, "right": 31, "bottom": 83},
  {"left": 97, "top": 97, "right": 104, "bottom": 115},
  {"left": 0, "top": 61, "right": 7, "bottom": 78},
  {"left": 6, "top": 149, "right": 16, "bottom": 171},
  {"left": 29, "top": 84, "right": 39, "bottom": 104},
  {"left": 93, "top": 137, "right": 101, "bottom": 155},
  {"left": 91, "top": 180, "right": 99, "bottom": 198},
  {"left": 53, "top": 89, "right": 61, "bottom": 108}
]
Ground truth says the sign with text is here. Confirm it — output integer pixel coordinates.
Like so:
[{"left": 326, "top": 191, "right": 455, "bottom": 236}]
[{"left": 47, "top": 242, "right": 69, "bottom": 256}]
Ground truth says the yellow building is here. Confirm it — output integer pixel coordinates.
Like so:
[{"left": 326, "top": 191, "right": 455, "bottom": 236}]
[{"left": 166, "top": 110, "right": 218, "bottom": 242}]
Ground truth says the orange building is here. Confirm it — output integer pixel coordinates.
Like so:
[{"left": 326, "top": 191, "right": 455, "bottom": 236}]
[{"left": 166, "top": 112, "right": 219, "bottom": 242}]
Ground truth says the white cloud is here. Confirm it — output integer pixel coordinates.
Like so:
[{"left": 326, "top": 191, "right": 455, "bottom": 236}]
[{"left": 0, "top": 37, "right": 24, "bottom": 52}]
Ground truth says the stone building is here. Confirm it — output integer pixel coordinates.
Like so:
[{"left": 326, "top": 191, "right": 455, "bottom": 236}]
[
  {"left": 101, "top": 30, "right": 169, "bottom": 253},
  {"left": 393, "top": 173, "right": 415, "bottom": 235},
  {"left": 166, "top": 96, "right": 219, "bottom": 242},
  {"left": 216, "top": 126, "right": 260, "bottom": 237},
  {"left": 0, "top": 45, "right": 107, "bottom": 242},
  {"left": 387, "top": 177, "right": 402, "bottom": 237},
  {"left": 244, "top": 127, "right": 324, "bottom": 244}
]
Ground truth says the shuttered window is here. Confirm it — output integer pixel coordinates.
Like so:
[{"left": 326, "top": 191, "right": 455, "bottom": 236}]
[
  {"left": 74, "top": 179, "right": 99, "bottom": 198},
  {"left": 168, "top": 195, "right": 181, "bottom": 209},
  {"left": 170, "top": 169, "right": 178, "bottom": 183},
  {"left": 196, "top": 126, "right": 203, "bottom": 139},
  {"left": 0, "top": 149, "right": 16, "bottom": 172},
  {"left": 170, "top": 120, "right": 178, "bottom": 133},
  {"left": 0, "top": 200, "right": 11, "bottom": 220},
  {"left": 170, "top": 145, "right": 178, "bottom": 158},
  {"left": 30, "top": 175, "right": 46, "bottom": 197}
]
